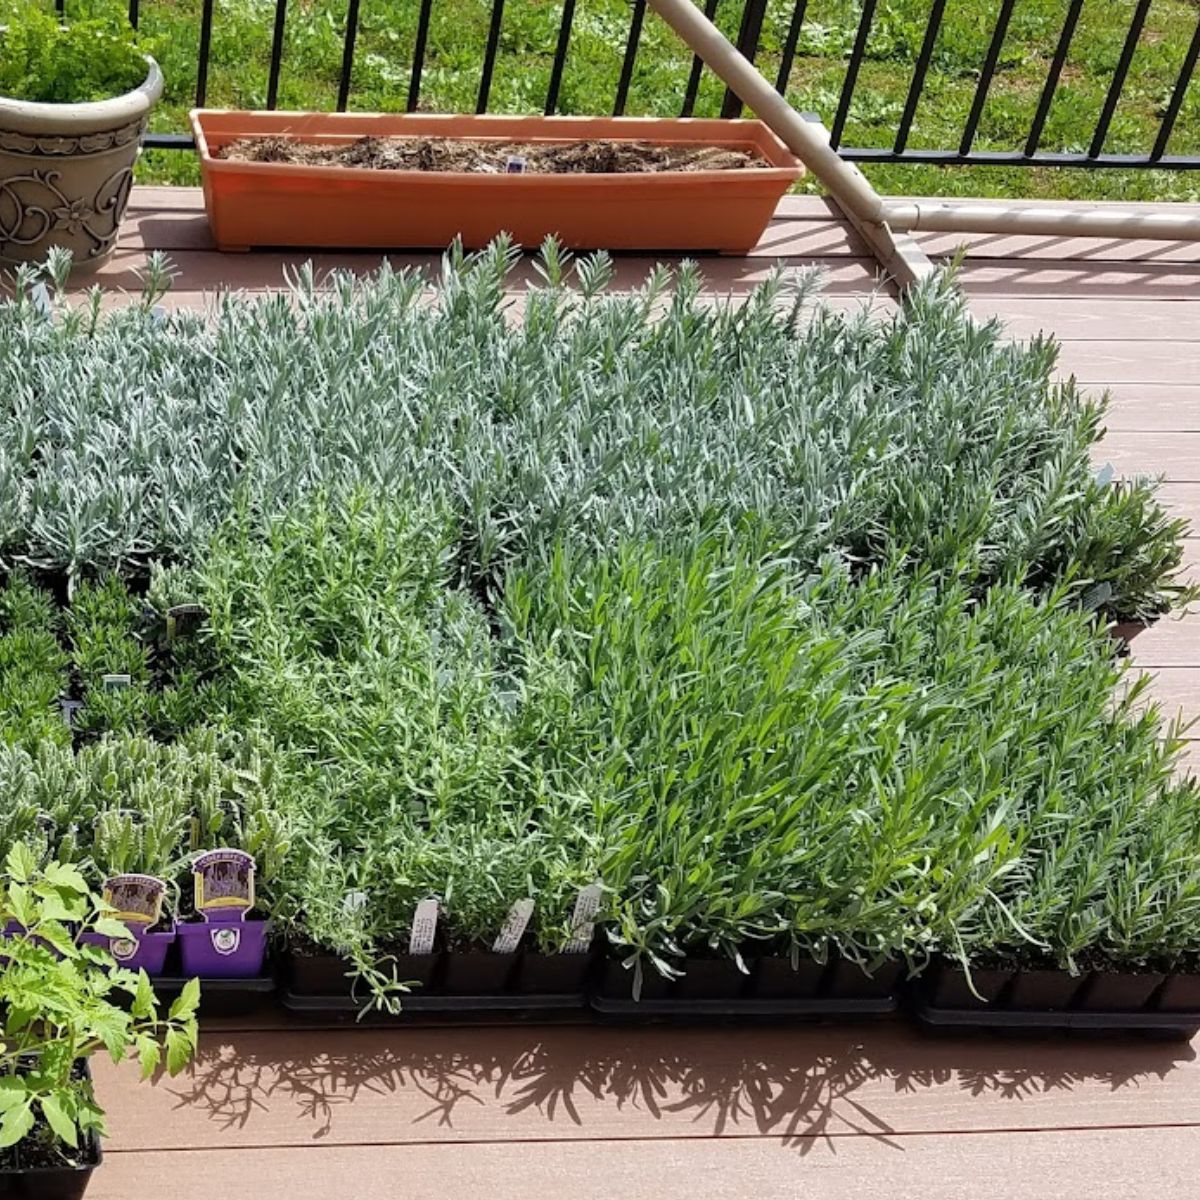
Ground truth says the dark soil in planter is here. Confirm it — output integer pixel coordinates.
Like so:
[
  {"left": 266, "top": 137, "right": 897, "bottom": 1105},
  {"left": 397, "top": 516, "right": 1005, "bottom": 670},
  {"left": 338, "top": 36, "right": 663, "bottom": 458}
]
[
  {"left": 439, "top": 947, "right": 519, "bottom": 994},
  {"left": 927, "top": 963, "right": 1013, "bottom": 1010},
  {"left": 674, "top": 956, "right": 750, "bottom": 1000},
  {"left": 517, "top": 951, "right": 593, "bottom": 996},
  {"left": 600, "top": 958, "right": 675, "bottom": 1002},
  {"left": 1156, "top": 973, "right": 1200, "bottom": 1013},
  {"left": 1007, "top": 968, "right": 1084, "bottom": 1010},
  {"left": 825, "top": 956, "right": 903, "bottom": 1001},
  {"left": 751, "top": 955, "right": 828, "bottom": 999},
  {"left": 217, "top": 136, "right": 767, "bottom": 175}
]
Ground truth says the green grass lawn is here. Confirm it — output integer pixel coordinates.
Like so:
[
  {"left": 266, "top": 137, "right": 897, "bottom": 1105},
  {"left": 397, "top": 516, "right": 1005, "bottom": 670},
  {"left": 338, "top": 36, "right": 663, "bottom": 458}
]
[{"left": 45, "top": 0, "right": 1200, "bottom": 199}]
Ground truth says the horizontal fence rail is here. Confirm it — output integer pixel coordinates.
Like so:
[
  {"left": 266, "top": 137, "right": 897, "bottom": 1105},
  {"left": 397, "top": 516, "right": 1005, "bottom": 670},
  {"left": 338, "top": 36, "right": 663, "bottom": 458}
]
[{"left": 63, "top": 0, "right": 1198, "bottom": 171}]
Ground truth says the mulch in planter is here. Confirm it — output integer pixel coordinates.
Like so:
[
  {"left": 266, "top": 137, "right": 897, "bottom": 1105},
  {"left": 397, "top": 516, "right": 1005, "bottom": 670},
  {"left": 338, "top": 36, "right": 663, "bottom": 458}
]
[{"left": 216, "top": 135, "right": 767, "bottom": 175}]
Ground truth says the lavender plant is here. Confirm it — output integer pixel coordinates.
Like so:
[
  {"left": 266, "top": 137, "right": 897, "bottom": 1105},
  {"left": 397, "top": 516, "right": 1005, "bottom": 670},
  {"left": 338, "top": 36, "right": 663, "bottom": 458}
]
[{"left": 0, "top": 245, "right": 1188, "bottom": 620}]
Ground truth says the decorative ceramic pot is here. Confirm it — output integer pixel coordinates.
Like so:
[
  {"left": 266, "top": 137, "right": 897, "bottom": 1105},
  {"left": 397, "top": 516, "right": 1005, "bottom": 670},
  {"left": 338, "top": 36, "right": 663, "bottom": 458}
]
[{"left": 0, "top": 57, "right": 162, "bottom": 270}]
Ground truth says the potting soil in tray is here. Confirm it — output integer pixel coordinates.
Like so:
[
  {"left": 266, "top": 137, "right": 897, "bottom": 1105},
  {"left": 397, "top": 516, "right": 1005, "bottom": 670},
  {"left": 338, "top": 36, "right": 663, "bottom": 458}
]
[{"left": 215, "top": 135, "right": 766, "bottom": 175}]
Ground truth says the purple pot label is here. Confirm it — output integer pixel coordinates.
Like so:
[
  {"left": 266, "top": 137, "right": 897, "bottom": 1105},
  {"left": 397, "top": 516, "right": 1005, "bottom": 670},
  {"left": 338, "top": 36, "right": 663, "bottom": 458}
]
[
  {"left": 210, "top": 927, "right": 242, "bottom": 956},
  {"left": 193, "top": 849, "right": 256, "bottom": 920},
  {"left": 103, "top": 874, "right": 167, "bottom": 927}
]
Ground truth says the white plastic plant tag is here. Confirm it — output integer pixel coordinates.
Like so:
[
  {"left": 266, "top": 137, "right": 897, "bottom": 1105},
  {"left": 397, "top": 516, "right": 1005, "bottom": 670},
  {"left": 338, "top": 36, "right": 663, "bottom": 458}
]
[
  {"left": 493, "top": 898, "right": 535, "bottom": 953},
  {"left": 102, "top": 673, "right": 132, "bottom": 692},
  {"left": 505, "top": 155, "right": 527, "bottom": 174},
  {"left": 150, "top": 304, "right": 168, "bottom": 326},
  {"left": 59, "top": 698, "right": 83, "bottom": 727},
  {"left": 409, "top": 898, "right": 439, "bottom": 955},
  {"left": 1095, "top": 462, "right": 1115, "bottom": 487},
  {"left": 343, "top": 889, "right": 369, "bottom": 915},
  {"left": 30, "top": 283, "right": 52, "bottom": 316},
  {"left": 564, "top": 883, "right": 602, "bottom": 953}
]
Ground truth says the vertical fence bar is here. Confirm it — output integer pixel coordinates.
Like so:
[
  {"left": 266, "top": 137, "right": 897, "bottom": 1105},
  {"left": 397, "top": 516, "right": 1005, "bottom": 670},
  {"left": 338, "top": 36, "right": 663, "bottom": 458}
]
[
  {"left": 614, "top": 0, "right": 647, "bottom": 115},
  {"left": 1151, "top": 16, "right": 1200, "bottom": 161},
  {"left": 477, "top": 0, "right": 506, "bottom": 113},
  {"left": 1024, "top": 0, "right": 1083, "bottom": 157},
  {"left": 54, "top": 0, "right": 64, "bottom": 16},
  {"left": 1088, "top": 0, "right": 1149, "bottom": 158},
  {"left": 681, "top": 0, "right": 722, "bottom": 116},
  {"left": 893, "top": 0, "right": 944, "bottom": 154},
  {"left": 266, "top": 0, "right": 289, "bottom": 110},
  {"left": 959, "top": 0, "right": 1015, "bottom": 157},
  {"left": 195, "top": 0, "right": 216, "bottom": 108},
  {"left": 544, "top": 0, "right": 577, "bottom": 114},
  {"left": 336, "top": 0, "right": 362, "bottom": 111},
  {"left": 408, "top": 0, "right": 435, "bottom": 112},
  {"left": 775, "top": 0, "right": 808, "bottom": 95},
  {"left": 829, "top": 0, "right": 877, "bottom": 148},
  {"left": 128, "top": 0, "right": 140, "bottom": 30},
  {"left": 721, "top": 0, "right": 770, "bottom": 118}
]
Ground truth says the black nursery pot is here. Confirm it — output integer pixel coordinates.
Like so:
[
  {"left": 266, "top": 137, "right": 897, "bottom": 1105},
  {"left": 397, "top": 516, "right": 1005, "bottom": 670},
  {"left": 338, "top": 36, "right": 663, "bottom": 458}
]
[
  {"left": 1078, "top": 970, "right": 1165, "bottom": 1012},
  {"left": 600, "top": 958, "right": 674, "bottom": 1001},
  {"left": 1007, "top": 968, "right": 1083, "bottom": 1011},
  {"left": 440, "top": 949, "right": 519, "bottom": 995},
  {"left": 0, "top": 1133, "right": 101, "bottom": 1200},
  {"left": 751, "top": 955, "right": 828, "bottom": 1000},
  {"left": 674, "top": 957, "right": 749, "bottom": 1000},
  {"left": 825, "top": 956, "right": 903, "bottom": 1001},
  {"left": 1156, "top": 972, "right": 1200, "bottom": 1013},
  {"left": 928, "top": 963, "right": 1013, "bottom": 1010},
  {"left": 518, "top": 951, "right": 593, "bottom": 996},
  {"left": 287, "top": 950, "right": 356, "bottom": 997}
]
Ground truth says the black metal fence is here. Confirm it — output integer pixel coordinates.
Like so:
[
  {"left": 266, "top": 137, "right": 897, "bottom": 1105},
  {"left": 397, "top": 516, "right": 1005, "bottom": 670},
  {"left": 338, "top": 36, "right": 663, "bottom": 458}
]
[{"left": 87, "top": 0, "right": 1200, "bottom": 170}]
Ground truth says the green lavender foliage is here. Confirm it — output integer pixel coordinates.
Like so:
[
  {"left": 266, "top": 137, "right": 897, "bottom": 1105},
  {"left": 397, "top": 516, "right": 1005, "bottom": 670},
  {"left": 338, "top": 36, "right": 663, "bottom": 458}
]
[
  {"left": 0, "top": 245, "right": 1188, "bottom": 619},
  {"left": 505, "top": 535, "right": 1200, "bottom": 974},
  {"left": 0, "top": 574, "right": 69, "bottom": 752}
]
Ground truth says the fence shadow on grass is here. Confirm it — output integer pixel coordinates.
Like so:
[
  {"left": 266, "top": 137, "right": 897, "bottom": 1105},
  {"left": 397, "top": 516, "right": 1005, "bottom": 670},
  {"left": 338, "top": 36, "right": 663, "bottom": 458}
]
[{"left": 161, "top": 1020, "right": 1195, "bottom": 1153}]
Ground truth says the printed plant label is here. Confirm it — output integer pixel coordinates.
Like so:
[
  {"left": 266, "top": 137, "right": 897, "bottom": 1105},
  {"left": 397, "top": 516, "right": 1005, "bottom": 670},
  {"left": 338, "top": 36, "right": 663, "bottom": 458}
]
[
  {"left": 493, "top": 898, "right": 535, "bottom": 953},
  {"left": 564, "top": 883, "right": 602, "bottom": 953},
  {"left": 193, "top": 848, "right": 256, "bottom": 919},
  {"left": 102, "top": 674, "right": 132, "bottom": 692},
  {"left": 103, "top": 874, "right": 167, "bottom": 927},
  {"left": 409, "top": 898, "right": 439, "bottom": 955},
  {"left": 505, "top": 155, "right": 527, "bottom": 174}
]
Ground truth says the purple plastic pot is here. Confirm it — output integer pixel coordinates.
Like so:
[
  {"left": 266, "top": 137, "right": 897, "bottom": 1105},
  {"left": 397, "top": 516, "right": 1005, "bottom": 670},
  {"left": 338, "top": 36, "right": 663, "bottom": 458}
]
[
  {"left": 178, "top": 920, "right": 270, "bottom": 979},
  {"left": 80, "top": 923, "right": 176, "bottom": 975}
]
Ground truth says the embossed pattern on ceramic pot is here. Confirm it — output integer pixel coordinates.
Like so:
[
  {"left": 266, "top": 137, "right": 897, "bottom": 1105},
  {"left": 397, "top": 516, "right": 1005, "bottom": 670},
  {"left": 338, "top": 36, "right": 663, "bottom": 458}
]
[{"left": 0, "top": 57, "right": 162, "bottom": 270}]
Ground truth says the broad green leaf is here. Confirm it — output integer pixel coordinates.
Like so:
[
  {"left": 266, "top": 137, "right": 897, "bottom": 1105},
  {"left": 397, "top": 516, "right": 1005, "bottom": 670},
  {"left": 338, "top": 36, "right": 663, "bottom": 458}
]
[
  {"left": 0, "top": 1103, "right": 34, "bottom": 1149},
  {"left": 169, "top": 976, "right": 201, "bottom": 1022},
  {"left": 91, "top": 917, "right": 132, "bottom": 940},
  {"left": 4, "top": 844, "right": 34, "bottom": 885},
  {"left": 136, "top": 1033, "right": 161, "bottom": 1080},
  {"left": 165, "top": 1028, "right": 193, "bottom": 1075},
  {"left": 131, "top": 970, "right": 156, "bottom": 1020},
  {"left": 40, "top": 1095, "right": 78, "bottom": 1148},
  {"left": 0, "top": 1079, "right": 26, "bottom": 1113}
]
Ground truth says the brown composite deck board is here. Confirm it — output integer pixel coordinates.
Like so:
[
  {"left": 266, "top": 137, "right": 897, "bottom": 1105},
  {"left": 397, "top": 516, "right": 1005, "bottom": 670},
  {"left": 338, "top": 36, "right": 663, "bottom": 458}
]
[
  {"left": 92, "top": 1024, "right": 1200, "bottom": 1151},
  {"left": 78, "top": 187, "right": 1200, "bottom": 1195},
  {"left": 87, "top": 1128, "right": 1200, "bottom": 1200}
]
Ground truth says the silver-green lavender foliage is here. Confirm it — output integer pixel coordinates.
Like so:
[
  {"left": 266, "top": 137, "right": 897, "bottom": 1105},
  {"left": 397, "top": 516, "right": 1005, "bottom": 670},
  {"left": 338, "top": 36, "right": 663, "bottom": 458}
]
[{"left": 0, "top": 241, "right": 1187, "bottom": 618}]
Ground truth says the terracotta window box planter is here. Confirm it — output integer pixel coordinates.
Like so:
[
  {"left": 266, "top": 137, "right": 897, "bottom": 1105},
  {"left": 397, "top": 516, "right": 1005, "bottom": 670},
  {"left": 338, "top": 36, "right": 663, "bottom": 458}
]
[{"left": 190, "top": 111, "right": 803, "bottom": 255}]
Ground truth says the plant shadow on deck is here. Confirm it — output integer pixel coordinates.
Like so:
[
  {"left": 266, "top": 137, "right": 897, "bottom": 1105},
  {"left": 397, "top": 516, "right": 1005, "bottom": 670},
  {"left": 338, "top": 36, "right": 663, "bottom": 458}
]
[{"left": 163, "top": 1023, "right": 1195, "bottom": 1154}]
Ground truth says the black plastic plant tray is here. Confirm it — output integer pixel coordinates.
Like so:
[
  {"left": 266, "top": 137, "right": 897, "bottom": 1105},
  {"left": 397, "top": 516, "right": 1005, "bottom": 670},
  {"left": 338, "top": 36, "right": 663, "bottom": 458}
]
[
  {"left": 280, "top": 987, "right": 588, "bottom": 1026},
  {"left": 912, "top": 999, "right": 1200, "bottom": 1040},
  {"left": 152, "top": 972, "right": 277, "bottom": 1018},
  {"left": 590, "top": 994, "right": 897, "bottom": 1020}
]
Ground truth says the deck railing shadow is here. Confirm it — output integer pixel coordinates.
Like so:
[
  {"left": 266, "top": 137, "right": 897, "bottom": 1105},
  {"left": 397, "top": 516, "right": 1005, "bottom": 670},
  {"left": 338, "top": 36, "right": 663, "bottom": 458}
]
[{"left": 165, "top": 1022, "right": 1195, "bottom": 1153}]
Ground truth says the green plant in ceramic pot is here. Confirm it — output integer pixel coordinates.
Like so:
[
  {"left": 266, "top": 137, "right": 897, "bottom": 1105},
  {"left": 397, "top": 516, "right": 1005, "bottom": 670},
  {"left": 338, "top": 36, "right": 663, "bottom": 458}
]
[{"left": 0, "top": 2, "right": 163, "bottom": 268}]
